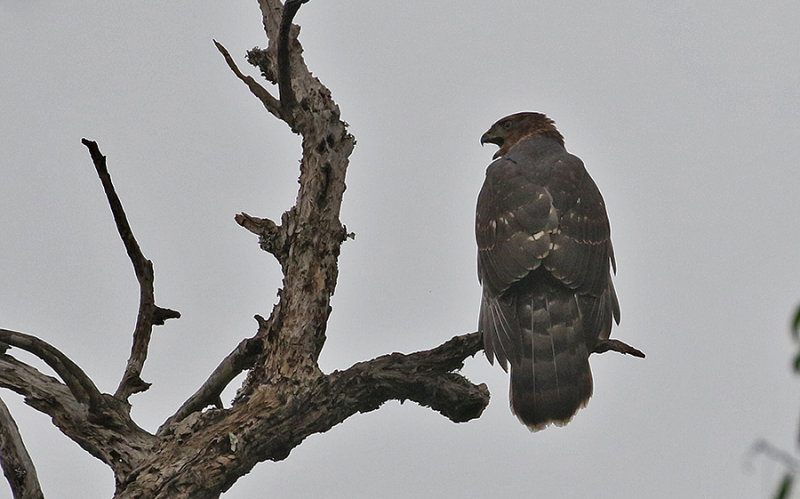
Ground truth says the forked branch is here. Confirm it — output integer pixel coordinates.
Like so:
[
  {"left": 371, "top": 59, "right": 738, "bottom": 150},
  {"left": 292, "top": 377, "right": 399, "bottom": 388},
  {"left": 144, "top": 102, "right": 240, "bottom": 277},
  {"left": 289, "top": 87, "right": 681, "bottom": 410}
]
[
  {"left": 158, "top": 333, "right": 264, "bottom": 433},
  {"left": 81, "top": 139, "right": 180, "bottom": 402},
  {"left": 0, "top": 328, "right": 106, "bottom": 415}
]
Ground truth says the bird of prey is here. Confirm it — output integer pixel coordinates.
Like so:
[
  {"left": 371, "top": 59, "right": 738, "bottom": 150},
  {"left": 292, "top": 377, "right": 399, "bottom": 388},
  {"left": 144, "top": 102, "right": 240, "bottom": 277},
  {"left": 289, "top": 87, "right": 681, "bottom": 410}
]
[{"left": 476, "top": 112, "right": 642, "bottom": 431}]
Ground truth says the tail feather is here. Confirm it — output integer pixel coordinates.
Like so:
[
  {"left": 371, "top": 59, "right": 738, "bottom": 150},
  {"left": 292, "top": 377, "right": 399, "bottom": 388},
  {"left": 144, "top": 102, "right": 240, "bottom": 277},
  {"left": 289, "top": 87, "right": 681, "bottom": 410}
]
[
  {"left": 480, "top": 293, "right": 520, "bottom": 371},
  {"left": 508, "top": 280, "right": 594, "bottom": 431},
  {"left": 509, "top": 324, "right": 592, "bottom": 430},
  {"left": 480, "top": 271, "right": 607, "bottom": 430}
]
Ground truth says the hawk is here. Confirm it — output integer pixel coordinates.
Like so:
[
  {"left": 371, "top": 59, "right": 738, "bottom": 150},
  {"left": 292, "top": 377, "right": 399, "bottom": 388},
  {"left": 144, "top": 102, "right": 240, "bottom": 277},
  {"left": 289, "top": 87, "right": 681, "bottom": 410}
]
[{"left": 476, "top": 112, "right": 642, "bottom": 431}]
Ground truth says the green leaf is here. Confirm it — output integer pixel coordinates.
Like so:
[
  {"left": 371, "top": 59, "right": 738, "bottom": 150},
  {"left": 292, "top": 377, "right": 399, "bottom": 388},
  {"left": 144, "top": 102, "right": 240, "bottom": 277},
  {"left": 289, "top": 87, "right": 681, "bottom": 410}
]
[
  {"left": 774, "top": 472, "right": 793, "bottom": 499},
  {"left": 792, "top": 305, "right": 800, "bottom": 339}
]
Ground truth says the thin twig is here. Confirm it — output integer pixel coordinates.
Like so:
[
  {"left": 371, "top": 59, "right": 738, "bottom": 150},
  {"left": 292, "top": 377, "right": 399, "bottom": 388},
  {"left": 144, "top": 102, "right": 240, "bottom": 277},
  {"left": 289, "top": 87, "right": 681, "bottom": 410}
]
[
  {"left": 0, "top": 329, "right": 105, "bottom": 413},
  {"left": 749, "top": 439, "right": 800, "bottom": 472},
  {"left": 0, "top": 394, "right": 44, "bottom": 499},
  {"left": 82, "top": 139, "right": 147, "bottom": 279},
  {"left": 81, "top": 139, "right": 180, "bottom": 402},
  {"left": 214, "top": 40, "right": 283, "bottom": 118},
  {"left": 277, "top": 0, "right": 310, "bottom": 111},
  {"left": 593, "top": 338, "right": 646, "bottom": 358}
]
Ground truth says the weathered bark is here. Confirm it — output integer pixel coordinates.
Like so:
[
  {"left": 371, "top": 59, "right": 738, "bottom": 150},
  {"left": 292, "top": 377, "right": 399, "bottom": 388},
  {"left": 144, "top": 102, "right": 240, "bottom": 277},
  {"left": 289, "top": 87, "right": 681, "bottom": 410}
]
[
  {"left": 0, "top": 395, "right": 44, "bottom": 499},
  {"left": 0, "top": 1, "right": 489, "bottom": 497},
  {"left": 0, "top": 352, "right": 156, "bottom": 487},
  {"left": 118, "top": 333, "right": 484, "bottom": 497}
]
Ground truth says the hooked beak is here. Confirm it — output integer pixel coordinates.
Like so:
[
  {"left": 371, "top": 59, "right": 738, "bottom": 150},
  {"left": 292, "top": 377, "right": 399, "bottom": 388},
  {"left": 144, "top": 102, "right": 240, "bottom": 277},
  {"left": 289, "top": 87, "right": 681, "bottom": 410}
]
[
  {"left": 480, "top": 131, "right": 503, "bottom": 158},
  {"left": 480, "top": 131, "right": 503, "bottom": 147}
]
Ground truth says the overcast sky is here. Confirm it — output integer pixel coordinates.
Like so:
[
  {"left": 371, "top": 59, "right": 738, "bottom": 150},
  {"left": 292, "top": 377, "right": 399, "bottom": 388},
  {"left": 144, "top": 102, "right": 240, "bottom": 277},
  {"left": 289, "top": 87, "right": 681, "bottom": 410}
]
[{"left": 2, "top": 1, "right": 800, "bottom": 498}]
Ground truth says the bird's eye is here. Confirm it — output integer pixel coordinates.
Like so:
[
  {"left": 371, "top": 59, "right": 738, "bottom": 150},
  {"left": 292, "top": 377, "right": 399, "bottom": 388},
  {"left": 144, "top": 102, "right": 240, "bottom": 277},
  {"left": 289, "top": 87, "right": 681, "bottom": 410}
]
[{"left": 502, "top": 121, "right": 512, "bottom": 130}]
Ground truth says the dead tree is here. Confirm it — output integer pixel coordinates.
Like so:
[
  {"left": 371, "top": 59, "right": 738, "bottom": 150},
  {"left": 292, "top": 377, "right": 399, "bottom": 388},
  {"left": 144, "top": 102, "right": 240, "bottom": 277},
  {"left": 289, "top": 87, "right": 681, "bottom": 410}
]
[{"left": 0, "top": 1, "right": 487, "bottom": 497}]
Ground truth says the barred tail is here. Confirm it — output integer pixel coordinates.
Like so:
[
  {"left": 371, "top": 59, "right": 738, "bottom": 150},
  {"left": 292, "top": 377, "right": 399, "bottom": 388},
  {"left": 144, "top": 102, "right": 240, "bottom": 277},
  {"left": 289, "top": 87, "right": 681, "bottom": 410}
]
[{"left": 508, "top": 289, "right": 593, "bottom": 431}]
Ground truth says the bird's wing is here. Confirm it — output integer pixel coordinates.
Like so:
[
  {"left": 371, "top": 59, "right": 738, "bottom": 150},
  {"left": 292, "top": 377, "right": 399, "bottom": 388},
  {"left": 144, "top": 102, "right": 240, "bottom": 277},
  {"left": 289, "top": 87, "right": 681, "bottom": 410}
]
[
  {"left": 476, "top": 158, "right": 558, "bottom": 295},
  {"left": 539, "top": 154, "right": 619, "bottom": 331},
  {"left": 477, "top": 150, "right": 618, "bottom": 367},
  {"left": 476, "top": 157, "right": 559, "bottom": 368}
]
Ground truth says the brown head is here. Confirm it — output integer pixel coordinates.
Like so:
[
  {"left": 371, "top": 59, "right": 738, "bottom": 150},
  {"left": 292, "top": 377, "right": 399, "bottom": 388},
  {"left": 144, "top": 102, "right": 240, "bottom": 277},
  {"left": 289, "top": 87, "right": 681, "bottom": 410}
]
[{"left": 480, "top": 112, "right": 564, "bottom": 159}]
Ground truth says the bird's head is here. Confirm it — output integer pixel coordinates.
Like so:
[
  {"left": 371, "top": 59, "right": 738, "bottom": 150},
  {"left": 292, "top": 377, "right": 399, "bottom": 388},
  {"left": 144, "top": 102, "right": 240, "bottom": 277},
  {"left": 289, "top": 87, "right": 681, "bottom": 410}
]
[{"left": 480, "top": 112, "right": 564, "bottom": 159}]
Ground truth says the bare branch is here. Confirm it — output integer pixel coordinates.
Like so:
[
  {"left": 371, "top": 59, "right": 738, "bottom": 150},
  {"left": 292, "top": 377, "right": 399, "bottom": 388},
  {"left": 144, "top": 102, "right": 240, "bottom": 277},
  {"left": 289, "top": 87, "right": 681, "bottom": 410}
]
[
  {"left": 0, "top": 394, "right": 44, "bottom": 499},
  {"left": 0, "top": 353, "right": 157, "bottom": 482},
  {"left": 80, "top": 139, "right": 180, "bottom": 402},
  {"left": 81, "top": 139, "right": 148, "bottom": 282},
  {"left": 234, "top": 213, "right": 278, "bottom": 237},
  {"left": 0, "top": 329, "right": 106, "bottom": 415},
  {"left": 160, "top": 330, "right": 484, "bottom": 439},
  {"left": 126, "top": 332, "right": 486, "bottom": 497},
  {"left": 277, "top": 0, "right": 309, "bottom": 110},
  {"left": 328, "top": 332, "right": 488, "bottom": 423},
  {"left": 0, "top": 354, "right": 83, "bottom": 421},
  {"left": 234, "top": 212, "right": 287, "bottom": 262},
  {"left": 158, "top": 334, "right": 264, "bottom": 434},
  {"left": 214, "top": 40, "right": 283, "bottom": 119},
  {"left": 593, "top": 338, "right": 645, "bottom": 358}
]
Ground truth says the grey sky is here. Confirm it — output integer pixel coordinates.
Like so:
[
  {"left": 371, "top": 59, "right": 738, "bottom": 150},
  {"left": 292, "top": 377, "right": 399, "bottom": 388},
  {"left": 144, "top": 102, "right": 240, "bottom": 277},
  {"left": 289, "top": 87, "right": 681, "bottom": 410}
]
[{"left": 2, "top": 1, "right": 800, "bottom": 497}]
